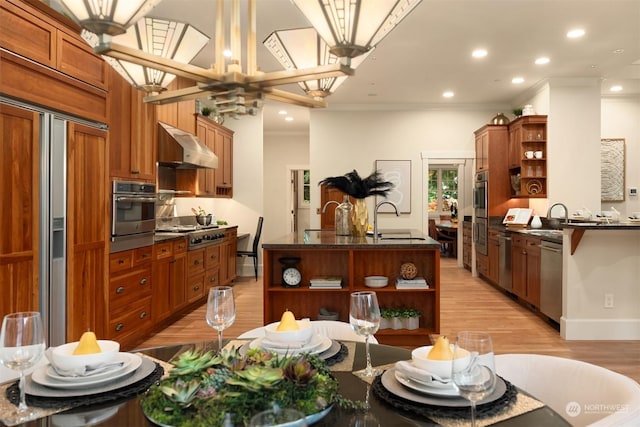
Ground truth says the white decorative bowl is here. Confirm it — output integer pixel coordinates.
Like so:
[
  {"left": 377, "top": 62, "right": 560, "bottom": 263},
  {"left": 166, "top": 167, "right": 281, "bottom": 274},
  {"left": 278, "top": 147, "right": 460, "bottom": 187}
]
[
  {"left": 264, "top": 320, "right": 313, "bottom": 343},
  {"left": 411, "top": 345, "right": 470, "bottom": 379},
  {"left": 364, "top": 276, "right": 388, "bottom": 288},
  {"left": 50, "top": 340, "right": 120, "bottom": 371}
]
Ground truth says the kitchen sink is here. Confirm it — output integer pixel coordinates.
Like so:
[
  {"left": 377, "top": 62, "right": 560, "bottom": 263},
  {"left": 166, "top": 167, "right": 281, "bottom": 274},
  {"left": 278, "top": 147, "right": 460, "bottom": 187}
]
[{"left": 517, "top": 229, "right": 564, "bottom": 238}]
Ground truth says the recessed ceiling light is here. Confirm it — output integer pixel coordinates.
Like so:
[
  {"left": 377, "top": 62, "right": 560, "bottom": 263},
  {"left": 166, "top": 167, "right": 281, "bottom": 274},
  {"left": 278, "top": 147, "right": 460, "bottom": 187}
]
[
  {"left": 567, "top": 29, "right": 585, "bottom": 38},
  {"left": 512, "top": 77, "right": 525, "bottom": 84},
  {"left": 223, "top": 49, "right": 233, "bottom": 58},
  {"left": 278, "top": 110, "right": 287, "bottom": 115},
  {"left": 612, "top": 49, "right": 624, "bottom": 54},
  {"left": 442, "top": 91, "right": 454, "bottom": 98},
  {"left": 472, "top": 49, "right": 487, "bottom": 58},
  {"left": 610, "top": 85, "right": 623, "bottom": 92},
  {"left": 285, "top": 116, "right": 294, "bottom": 121},
  {"left": 535, "top": 57, "right": 550, "bottom": 65}
]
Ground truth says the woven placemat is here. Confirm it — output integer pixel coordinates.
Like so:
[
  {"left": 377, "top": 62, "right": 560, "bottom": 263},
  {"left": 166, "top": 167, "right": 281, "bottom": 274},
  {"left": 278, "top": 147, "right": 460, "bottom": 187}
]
[{"left": 372, "top": 374, "right": 544, "bottom": 427}]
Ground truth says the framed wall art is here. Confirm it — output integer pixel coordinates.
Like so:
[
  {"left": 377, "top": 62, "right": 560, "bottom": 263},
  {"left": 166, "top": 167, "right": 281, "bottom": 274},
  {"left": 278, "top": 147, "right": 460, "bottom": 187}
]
[
  {"left": 375, "top": 160, "right": 411, "bottom": 213},
  {"left": 601, "top": 138, "right": 625, "bottom": 202}
]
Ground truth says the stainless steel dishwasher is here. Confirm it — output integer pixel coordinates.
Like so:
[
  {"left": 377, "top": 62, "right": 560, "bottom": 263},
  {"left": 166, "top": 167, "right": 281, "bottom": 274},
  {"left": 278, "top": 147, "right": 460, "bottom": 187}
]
[
  {"left": 497, "top": 231, "right": 511, "bottom": 291},
  {"left": 540, "top": 240, "right": 563, "bottom": 323}
]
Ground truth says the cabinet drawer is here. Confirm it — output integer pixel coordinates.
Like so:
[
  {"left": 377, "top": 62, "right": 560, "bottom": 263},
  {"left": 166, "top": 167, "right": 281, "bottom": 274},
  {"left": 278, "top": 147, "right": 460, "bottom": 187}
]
[
  {"left": 526, "top": 237, "right": 541, "bottom": 255},
  {"left": 476, "top": 253, "right": 489, "bottom": 276},
  {"left": 187, "top": 250, "right": 205, "bottom": 276},
  {"left": 108, "top": 297, "right": 152, "bottom": 341},
  {"left": 133, "top": 246, "right": 153, "bottom": 266},
  {"left": 154, "top": 242, "right": 173, "bottom": 260},
  {"left": 186, "top": 273, "right": 205, "bottom": 303},
  {"left": 109, "top": 250, "right": 133, "bottom": 273},
  {"left": 512, "top": 235, "right": 526, "bottom": 247},
  {"left": 488, "top": 229, "right": 500, "bottom": 241},
  {"left": 109, "top": 268, "right": 152, "bottom": 310},
  {"left": 173, "top": 239, "right": 188, "bottom": 255},
  {"left": 204, "top": 268, "right": 220, "bottom": 288},
  {"left": 205, "top": 245, "right": 221, "bottom": 270}
]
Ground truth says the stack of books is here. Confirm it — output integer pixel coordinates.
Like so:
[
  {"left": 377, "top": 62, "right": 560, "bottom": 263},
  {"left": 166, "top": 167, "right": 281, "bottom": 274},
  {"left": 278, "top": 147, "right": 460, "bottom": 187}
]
[
  {"left": 395, "top": 277, "right": 429, "bottom": 289},
  {"left": 309, "top": 276, "right": 342, "bottom": 289}
]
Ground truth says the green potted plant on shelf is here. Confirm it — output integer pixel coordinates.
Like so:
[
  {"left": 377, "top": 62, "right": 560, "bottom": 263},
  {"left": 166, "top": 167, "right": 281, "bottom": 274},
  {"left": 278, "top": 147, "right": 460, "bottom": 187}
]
[
  {"left": 201, "top": 106, "right": 212, "bottom": 117},
  {"left": 400, "top": 308, "right": 422, "bottom": 330},
  {"left": 380, "top": 308, "right": 393, "bottom": 330}
]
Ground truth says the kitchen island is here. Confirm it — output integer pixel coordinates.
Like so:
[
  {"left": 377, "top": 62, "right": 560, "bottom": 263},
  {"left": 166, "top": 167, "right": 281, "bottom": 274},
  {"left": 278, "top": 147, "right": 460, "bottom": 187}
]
[
  {"left": 262, "top": 230, "right": 441, "bottom": 346},
  {"left": 560, "top": 222, "right": 640, "bottom": 340}
]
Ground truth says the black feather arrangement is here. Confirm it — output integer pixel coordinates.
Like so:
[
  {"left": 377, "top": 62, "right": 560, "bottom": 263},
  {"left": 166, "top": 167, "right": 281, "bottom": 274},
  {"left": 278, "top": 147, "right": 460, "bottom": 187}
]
[{"left": 318, "top": 170, "right": 394, "bottom": 199}]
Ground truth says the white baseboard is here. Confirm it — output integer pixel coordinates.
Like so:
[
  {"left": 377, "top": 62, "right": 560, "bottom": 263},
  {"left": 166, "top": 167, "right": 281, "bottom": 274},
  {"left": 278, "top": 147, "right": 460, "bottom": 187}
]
[{"left": 561, "top": 317, "right": 640, "bottom": 340}]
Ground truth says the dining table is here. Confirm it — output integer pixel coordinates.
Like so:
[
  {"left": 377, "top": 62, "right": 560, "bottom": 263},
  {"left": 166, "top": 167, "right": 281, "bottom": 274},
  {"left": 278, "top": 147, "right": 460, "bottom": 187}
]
[{"left": 0, "top": 340, "right": 571, "bottom": 427}]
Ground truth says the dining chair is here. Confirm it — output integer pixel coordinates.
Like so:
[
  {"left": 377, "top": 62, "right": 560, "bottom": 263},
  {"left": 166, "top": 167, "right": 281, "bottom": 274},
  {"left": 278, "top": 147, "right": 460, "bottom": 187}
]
[
  {"left": 495, "top": 354, "right": 640, "bottom": 426},
  {"left": 236, "top": 216, "right": 263, "bottom": 280},
  {"left": 238, "top": 320, "right": 379, "bottom": 344},
  {"left": 429, "top": 219, "right": 456, "bottom": 257}
]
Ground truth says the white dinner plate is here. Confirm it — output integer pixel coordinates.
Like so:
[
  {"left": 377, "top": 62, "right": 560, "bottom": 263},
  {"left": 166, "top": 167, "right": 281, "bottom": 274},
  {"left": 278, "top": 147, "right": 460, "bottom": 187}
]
[
  {"left": 249, "top": 335, "right": 332, "bottom": 356},
  {"left": 381, "top": 368, "right": 507, "bottom": 407},
  {"left": 394, "top": 370, "right": 459, "bottom": 397},
  {"left": 45, "top": 352, "right": 132, "bottom": 383},
  {"left": 32, "top": 353, "right": 142, "bottom": 389}
]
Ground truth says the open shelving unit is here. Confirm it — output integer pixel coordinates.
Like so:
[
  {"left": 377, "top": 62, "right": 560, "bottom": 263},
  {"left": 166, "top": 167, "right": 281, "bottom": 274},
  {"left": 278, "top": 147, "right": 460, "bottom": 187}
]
[{"left": 508, "top": 115, "right": 548, "bottom": 198}]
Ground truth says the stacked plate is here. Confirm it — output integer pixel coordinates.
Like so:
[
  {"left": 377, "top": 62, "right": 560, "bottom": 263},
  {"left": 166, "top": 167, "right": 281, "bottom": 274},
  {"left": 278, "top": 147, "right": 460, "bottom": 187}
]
[
  {"left": 31, "top": 353, "right": 143, "bottom": 390},
  {"left": 249, "top": 334, "right": 333, "bottom": 357}
]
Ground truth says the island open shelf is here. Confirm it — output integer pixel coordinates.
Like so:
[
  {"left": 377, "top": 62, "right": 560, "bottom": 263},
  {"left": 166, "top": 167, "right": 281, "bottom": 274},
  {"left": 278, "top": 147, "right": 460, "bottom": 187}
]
[{"left": 262, "top": 230, "right": 441, "bottom": 346}]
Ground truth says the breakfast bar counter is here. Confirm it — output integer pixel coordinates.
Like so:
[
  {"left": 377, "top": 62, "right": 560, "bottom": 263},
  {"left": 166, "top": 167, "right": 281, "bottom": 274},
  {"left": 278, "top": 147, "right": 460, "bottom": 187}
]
[{"left": 262, "top": 231, "right": 441, "bottom": 347}]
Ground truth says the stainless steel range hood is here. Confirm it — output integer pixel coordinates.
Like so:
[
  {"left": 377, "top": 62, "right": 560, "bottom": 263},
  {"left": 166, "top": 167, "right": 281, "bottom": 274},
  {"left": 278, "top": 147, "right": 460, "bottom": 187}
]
[{"left": 157, "top": 122, "right": 218, "bottom": 169}]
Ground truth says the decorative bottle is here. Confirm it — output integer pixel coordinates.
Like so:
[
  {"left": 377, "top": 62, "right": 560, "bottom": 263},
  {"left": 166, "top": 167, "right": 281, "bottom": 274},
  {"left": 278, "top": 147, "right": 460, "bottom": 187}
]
[
  {"left": 335, "top": 195, "right": 353, "bottom": 236},
  {"left": 531, "top": 215, "right": 542, "bottom": 229}
]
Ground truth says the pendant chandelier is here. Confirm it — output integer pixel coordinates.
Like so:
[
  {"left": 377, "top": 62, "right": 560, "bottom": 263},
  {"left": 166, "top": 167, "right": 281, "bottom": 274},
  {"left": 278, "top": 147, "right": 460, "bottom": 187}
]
[{"left": 57, "top": 0, "right": 423, "bottom": 110}]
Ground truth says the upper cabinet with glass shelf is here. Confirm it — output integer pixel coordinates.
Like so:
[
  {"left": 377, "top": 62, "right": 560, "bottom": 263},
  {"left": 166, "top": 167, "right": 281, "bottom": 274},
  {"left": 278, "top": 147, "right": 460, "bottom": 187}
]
[{"left": 508, "top": 115, "right": 548, "bottom": 198}]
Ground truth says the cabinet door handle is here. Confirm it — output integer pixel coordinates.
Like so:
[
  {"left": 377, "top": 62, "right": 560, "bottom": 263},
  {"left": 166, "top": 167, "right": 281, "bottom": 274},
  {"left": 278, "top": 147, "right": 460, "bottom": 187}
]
[
  {"left": 115, "top": 323, "right": 124, "bottom": 332},
  {"left": 162, "top": 248, "right": 168, "bottom": 253},
  {"left": 209, "top": 276, "right": 216, "bottom": 283},
  {"left": 193, "top": 285, "right": 200, "bottom": 292},
  {"left": 170, "top": 259, "right": 177, "bottom": 264},
  {"left": 139, "top": 311, "right": 147, "bottom": 319},
  {"left": 116, "top": 286, "right": 125, "bottom": 294},
  {"left": 131, "top": 170, "right": 140, "bottom": 174},
  {"left": 118, "top": 259, "right": 125, "bottom": 264},
  {"left": 140, "top": 278, "right": 148, "bottom": 285},
  {"left": 194, "top": 260, "right": 200, "bottom": 265}
]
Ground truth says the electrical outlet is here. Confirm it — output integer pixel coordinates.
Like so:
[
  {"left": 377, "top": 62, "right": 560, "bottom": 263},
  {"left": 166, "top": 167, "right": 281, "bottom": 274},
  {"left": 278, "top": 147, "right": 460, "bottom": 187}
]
[{"left": 604, "top": 293, "right": 614, "bottom": 308}]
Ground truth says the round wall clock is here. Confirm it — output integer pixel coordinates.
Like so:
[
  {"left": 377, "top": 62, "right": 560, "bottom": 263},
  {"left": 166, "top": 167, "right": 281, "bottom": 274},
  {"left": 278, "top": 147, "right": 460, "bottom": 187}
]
[{"left": 279, "top": 257, "right": 302, "bottom": 287}]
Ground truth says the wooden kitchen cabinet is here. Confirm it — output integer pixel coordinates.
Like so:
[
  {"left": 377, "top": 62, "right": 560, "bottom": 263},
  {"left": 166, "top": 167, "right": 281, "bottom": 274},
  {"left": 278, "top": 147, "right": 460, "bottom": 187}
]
[
  {"left": 508, "top": 115, "right": 547, "bottom": 198},
  {"left": 152, "top": 238, "right": 188, "bottom": 323},
  {"left": 193, "top": 115, "right": 234, "bottom": 198},
  {"left": 220, "top": 228, "right": 238, "bottom": 285},
  {"left": 462, "top": 221, "right": 472, "bottom": 270},
  {"left": 108, "top": 69, "right": 156, "bottom": 181},
  {"left": 186, "top": 248, "right": 206, "bottom": 303},
  {"left": 263, "top": 244, "right": 440, "bottom": 347},
  {"left": 0, "top": 104, "right": 40, "bottom": 319},
  {"left": 155, "top": 77, "right": 197, "bottom": 134},
  {"left": 487, "top": 229, "right": 500, "bottom": 285},
  {"left": 511, "top": 234, "right": 541, "bottom": 308},
  {"left": 107, "top": 246, "right": 153, "bottom": 350}
]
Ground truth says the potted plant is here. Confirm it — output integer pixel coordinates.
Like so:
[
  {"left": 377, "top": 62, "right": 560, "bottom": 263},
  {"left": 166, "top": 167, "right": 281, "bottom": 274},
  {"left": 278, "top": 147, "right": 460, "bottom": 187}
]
[
  {"left": 201, "top": 106, "right": 212, "bottom": 117},
  {"left": 389, "top": 308, "right": 403, "bottom": 330},
  {"left": 401, "top": 308, "right": 422, "bottom": 330},
  {"left": 380, "top": 308, "right": 393, "bottom": 330}
]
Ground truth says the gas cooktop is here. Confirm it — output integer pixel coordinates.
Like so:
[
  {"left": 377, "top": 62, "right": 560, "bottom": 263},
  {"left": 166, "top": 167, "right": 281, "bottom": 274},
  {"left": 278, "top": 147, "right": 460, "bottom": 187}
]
[{"left": 156, "top": 224, "right": 219, "bottom": 233}]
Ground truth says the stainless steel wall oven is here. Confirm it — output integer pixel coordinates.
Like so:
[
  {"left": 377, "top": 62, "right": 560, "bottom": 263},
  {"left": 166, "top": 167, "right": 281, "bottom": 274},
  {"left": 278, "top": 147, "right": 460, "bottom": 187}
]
[
  {"left": 111, "top": 180, "right": 156, "bottom": 252},
  {"left": 473, "top": 171, "right": 489, "bottom": 255}
]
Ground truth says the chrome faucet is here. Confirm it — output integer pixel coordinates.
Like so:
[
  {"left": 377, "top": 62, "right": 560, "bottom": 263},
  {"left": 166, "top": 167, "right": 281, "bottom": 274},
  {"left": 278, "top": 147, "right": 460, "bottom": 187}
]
[
  {"left": 321, "top": 200, "right": 339, "bottom": 213},
  {"left": 547, "top": 202, "right": 568, "bottom": 228},
  {"left": 374, "top": 201, "right": 400, "bottom": 240}
]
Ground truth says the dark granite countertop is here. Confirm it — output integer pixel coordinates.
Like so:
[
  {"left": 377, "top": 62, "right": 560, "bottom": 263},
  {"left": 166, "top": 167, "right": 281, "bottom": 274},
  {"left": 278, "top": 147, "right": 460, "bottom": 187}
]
[
  {"left": 562, "top": 221, "right": 640, "bottom": 230},
  {"left": 263, "top": 229, "right": 440, "bottom": 249},
  {"left": 153, "top": 225, "right": 238, "bottom": 244}
]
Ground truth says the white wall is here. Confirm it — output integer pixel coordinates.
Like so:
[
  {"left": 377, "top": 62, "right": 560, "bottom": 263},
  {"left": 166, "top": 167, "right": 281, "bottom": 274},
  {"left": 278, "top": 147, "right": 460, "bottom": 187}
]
[
  {"left": 308, "top": 108, "right": 507, "bottom": 231},
  {"left": 601, "top": 97, "right": 640, "bottom": 215},
  {"left": 263, "top": 132, "right": 309, "bottom": 242}
]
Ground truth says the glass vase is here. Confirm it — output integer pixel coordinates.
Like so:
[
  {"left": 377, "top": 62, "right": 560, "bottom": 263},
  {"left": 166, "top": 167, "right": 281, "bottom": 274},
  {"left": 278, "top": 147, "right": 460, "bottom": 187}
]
[
  {"left": 351, "top": 199, "right": 369, "bottom": 237},
  {"left": 335, "top": 195, "right": 353, "bottom": 236}
]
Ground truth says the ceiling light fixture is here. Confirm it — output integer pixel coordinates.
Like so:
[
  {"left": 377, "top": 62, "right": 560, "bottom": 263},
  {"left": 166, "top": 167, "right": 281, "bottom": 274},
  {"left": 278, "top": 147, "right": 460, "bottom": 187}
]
[
  {"left": 610, "top": 85, "right": 623, "bottom": 92},
  {"left": 567, "top": 29, "right": 586, "bottom": 38},
  {"left": 472, "top": 49, "right": 488, "bottom": 58},
  {"left": 535, "top": 57, "right": 550, "bottom": 65},
  {"left": 291, "top": 0, "right": 423, "bottom": 58},
  {"left": 512, "top": 77, "right": 525, "bottom": 84},
  {"left": 60, "top": 0, "right": 421, "bottom": 114},
  {"left": 82, "top": 17, "right": 209, "bottom": 93},
  {"left": 443, "top": 91, "right": 454, "bottom": 98},
  {"left": 264, "top": 27, "right": 372, "bottom": 99}
]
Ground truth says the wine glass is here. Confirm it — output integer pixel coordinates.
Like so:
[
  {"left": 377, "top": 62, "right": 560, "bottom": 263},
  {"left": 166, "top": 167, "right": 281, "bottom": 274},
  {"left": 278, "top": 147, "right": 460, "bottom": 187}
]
[
  {"left": 206, "top": 286, "right": 236, "bottom": 353},
  {"left": 249, "top": 405, "right": 308, "bottom": 427},
  {"left": 451, "top": 331, "right": 496, "bottom": 427},
  {"left": 350, "top": 291, "right": 381, "bottom": 378},
  {"left": 0, "top": 312, "right": 45, "bottom": 423}
]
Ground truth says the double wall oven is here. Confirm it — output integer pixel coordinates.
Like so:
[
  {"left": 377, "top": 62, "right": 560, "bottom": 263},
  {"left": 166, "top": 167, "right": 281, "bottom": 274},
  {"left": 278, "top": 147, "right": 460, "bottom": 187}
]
[
  {"left": 111, "top": 180, "right": 156, "bottom": 252},
  {"left": 473, "top": 171, "right": 488, "bottom": 255}
]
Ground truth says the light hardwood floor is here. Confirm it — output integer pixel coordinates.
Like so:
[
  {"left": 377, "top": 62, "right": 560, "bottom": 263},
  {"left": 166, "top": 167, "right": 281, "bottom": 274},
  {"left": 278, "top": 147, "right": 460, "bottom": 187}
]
[{"left": 138, "top": 257, "right": 640, "bottom": 382}]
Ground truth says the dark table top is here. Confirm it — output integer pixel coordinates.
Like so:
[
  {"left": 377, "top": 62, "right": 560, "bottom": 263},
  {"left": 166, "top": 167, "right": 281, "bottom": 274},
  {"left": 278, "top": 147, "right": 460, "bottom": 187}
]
[{"left": 6, "top": 341, "right": 571, "bottom": 427}]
